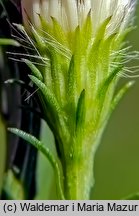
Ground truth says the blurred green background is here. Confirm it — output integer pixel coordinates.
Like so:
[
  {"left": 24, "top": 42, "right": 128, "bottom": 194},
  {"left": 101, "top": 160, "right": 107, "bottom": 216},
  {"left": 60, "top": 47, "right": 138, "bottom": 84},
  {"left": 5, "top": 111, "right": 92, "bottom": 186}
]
[{"left": 0, "top": 1, "right": 139, "bottom": 200}]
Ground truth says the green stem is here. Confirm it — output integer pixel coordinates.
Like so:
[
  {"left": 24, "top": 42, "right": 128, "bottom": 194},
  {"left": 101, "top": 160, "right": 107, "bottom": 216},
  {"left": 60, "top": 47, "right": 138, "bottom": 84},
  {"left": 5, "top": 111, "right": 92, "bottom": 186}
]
[{"left": 63, "top": 143, "right": 95, "bottom": 200}]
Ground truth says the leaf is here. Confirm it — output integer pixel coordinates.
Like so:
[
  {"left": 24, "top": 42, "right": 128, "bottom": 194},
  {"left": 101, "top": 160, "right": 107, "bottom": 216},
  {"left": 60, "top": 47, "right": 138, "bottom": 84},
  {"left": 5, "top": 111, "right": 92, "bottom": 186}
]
[
  {"left": 76, "top": 89, "right": 86, "bottom": 133},
  {"left": 67, "top": 55, "right": 77, "bottom": 126},
  {"left": 102, "top": 81, "right": 135, "bottom": 128},
  {"left": 96, "top": 16, "right": 112, "bottom": 41},
  {"left": 97, "top": 66, "right": 122, "bottom": 100},
  {"left": 39, "top": 15, "right": 53, "bottom": 37},
  {"left": 114, "top": 26, "right": 135, "bottom": 50},
  {"left": 51, "top": 17, "right": 68, "bottom": 47},
  {"left": 88, "top": 16, "right": 112, "bottom": 69},
  {"left": 111, "top": 81, "right": 135, "bottom": 112},
  {"left": 49, "top": 50, "right": 61, "bottom": 100},
  {"left": 100, "top": 33, "right": 117, "bottom": 74},
  {"left": 0, "top": 39, "right": 20, "bottom": 46},
  {"left": 95, "top": 66, "right": 122, "bottom": 124},
  {"left": 68, "top": 55, "right": 75, "bottom": 97},
  {"left": 29, "top": 75, "right": 61, "bottom": 114},
  {"left": 8, "top": 128, "right": 65, "bottom": 200},
  {"left": 81, "top": 10, "right": 92, "bottom": 47},
  {"left": 22, "top": 59, "right": 43, "bottom": 81},
  {"left": 28, "top": 75, "right": 69, "bottom": 147},
  {"left": 32, "top": 26, "right": 46, "bottom": 50}
]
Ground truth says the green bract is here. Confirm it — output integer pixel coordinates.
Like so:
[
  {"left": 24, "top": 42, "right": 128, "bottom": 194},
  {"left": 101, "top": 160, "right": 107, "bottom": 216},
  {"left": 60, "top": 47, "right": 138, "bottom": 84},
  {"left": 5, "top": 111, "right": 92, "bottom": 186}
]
[{"left": 9, "top": 13, "right": 135, "bottom": 199}]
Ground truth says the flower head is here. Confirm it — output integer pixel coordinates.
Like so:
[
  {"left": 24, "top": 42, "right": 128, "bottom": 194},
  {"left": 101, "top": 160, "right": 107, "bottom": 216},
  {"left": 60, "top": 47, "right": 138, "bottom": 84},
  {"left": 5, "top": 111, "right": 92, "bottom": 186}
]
[{"left": 19, "top": 0, "right": 137, "bottom": 199}]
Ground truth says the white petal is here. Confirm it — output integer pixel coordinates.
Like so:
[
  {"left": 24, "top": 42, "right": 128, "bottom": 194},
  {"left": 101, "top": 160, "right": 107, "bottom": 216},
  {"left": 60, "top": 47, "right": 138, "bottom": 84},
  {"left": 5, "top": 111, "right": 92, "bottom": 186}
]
[
  {"left": 62, "top": 0, "right": 78, "bottom": 31},
  {"left": 91, "top": 0, "right": 109, "bottom": 31},
  {"left": 77, "top": 0, "right": 91, "bottom": 25},
  {"left": 22, "top": 0, "right": 136, "bottom": 33},
  {"left": 41, "top": 0, "right": 49, "bottom": 22},
  {"left": 32, "top": 0, "right": 41, "bottom": 27},
  {"left": 21, "top": 0, "right": 41, "bottom": 27},
  {"left": 49, "top": 0, "right": 61, "bottom": 22},
  {"left": 21, "top": 0, "right": 34, "bottom": 25}
]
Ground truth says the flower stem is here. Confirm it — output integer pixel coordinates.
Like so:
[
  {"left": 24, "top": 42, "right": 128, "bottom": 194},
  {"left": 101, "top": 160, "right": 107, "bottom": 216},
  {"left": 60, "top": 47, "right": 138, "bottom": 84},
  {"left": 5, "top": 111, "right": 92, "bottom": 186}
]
[{"left": 63, "top": 142, "right": 95, "bottom": 200}]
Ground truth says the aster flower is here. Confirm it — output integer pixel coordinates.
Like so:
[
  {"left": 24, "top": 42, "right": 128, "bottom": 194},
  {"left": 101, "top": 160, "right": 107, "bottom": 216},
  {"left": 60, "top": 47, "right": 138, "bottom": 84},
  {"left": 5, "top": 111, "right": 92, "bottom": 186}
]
[{"left": 9, "top": 0, "right": 137, "bottom": 199}]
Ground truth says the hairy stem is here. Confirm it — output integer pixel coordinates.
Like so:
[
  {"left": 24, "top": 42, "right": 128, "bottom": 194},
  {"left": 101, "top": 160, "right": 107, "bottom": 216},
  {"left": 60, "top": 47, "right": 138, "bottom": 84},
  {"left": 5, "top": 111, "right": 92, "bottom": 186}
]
[{"left": 63, "top": 139, "right": 96, "bottom": 200}]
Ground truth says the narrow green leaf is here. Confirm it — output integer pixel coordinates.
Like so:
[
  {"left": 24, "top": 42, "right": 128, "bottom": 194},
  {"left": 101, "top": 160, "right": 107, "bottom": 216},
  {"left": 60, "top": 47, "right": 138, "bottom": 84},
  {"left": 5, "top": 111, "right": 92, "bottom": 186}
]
[
  {"left": 111, "top": 81, "right": 135, "bottom": 112},
  {"left": 29, "top": 75, "right": 61, "bottom": 114},
  {"left": 67, "top": 55, "right": 77, "bottom": 130},
  {"left": 88, "top": 16, "right": 112, "bottom": 69},
  {"left": 114, "top": 26, "right": 135, "bottom": 50},
  {"left": 72, "top": 25, "right": 80, "bottom": 53},
  {"left": 100, "top": 33, "right": 117, "bottom": 74},
  {"left": 51, "top": 17, "right": 68, "bottom": 46},
  {"left": 95, "top": 67, "right": 122, "bottom": 124},
  {"left": 82, "top": 10, "right": 92, "bottom": 45},
  {"left": 32, "top": 26, "right": 46, "bottom": 50},
  {"left": 97, "top": 66, "right": 122, "bottom": 99},
  {"left": 39, "top": 15, "right": 53, "bottom": 37},
  {"left": 95, "top": 16, "right": 112, "bottom": 41},
  {"left": 0, "top": 39, "right": 20, "bottom": 46},
  {"left": 22, "top": 59, "right": 43, "bottom": 81},
  {"left": 68, "top": 55, "right": 75, "bottom": 97},
  {"left": 8, "top": 128, "right": 65, "bottom": 200},
  {"left": 76, "top": 89, "right": 86, "bottom": 132},
  {"left": 29, "top": 75, "right": 69, "bottom": 139},
  {"left": 49, "top": 51, "right": 61, "bottom": 100},
  {"left": 102, "top": 81, "right": 135, "bottom": 128}
]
